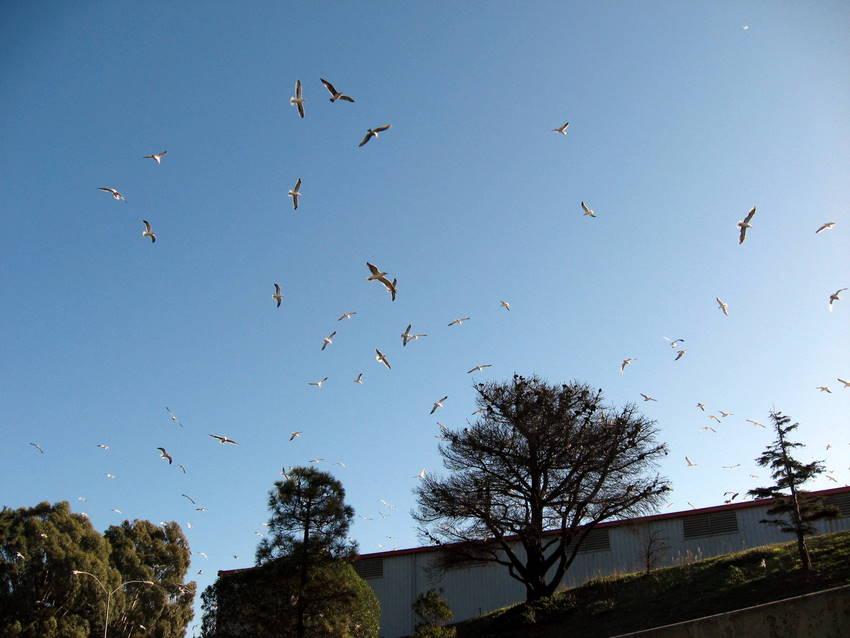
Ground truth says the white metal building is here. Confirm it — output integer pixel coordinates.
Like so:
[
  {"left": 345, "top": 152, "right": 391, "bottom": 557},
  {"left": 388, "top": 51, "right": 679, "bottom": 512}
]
[{"left": 352, "top": 486, "right": 850, "bottom": 638}]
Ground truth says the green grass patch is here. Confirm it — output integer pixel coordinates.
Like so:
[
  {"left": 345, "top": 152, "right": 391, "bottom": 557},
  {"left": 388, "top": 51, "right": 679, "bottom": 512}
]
[{"left": 454, "top": 530, "right": 850, "bottom": 637}]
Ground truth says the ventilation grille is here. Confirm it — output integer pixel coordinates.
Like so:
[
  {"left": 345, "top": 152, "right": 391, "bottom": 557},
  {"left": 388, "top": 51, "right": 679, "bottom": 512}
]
[
  {"left": 824, "top": 492, "right": 850, "bottom": 517},
  {"left": 354, "top": 557, "right": 384, "bottom": 580},
  {"left": 682, "top": 511, "right": 739, "bottom": 539},
  {"left": 576, "top": 527, "right": 611, "bottom": 553}
]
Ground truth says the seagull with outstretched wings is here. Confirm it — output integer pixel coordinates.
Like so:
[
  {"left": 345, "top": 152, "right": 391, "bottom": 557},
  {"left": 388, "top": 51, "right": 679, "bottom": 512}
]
[
  {"left": 157, "top": 447, "right": 173, "bottom": 464},
  {"left": 98, "top": 187, "right": 127, "bottom": 202},
  {"left": 737, "top": 206, "right": 756, "bottom": 244},
  {"left": 320, "top": 78, "right": 355, "bottom": 102},
  {"left": 290, "top": 80, "right": 305, "bottom": 118},
  {"left": 359, "top": 124, "right": 391, "bottom": 147},
  {"left": 143, "top": 151, "right": 167, "bottom": 164},
  {"left": 209, "top": 434, "right": 239, "bottom": 445}
]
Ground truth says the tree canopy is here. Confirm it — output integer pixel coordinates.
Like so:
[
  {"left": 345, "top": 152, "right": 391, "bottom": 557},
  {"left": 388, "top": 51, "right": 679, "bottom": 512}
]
[
  {"left": 0, "top": 501, "right": 194, "bottom": 638},
  {"left": 414, "top": 375, "right": 671, "bottom": 601},
  {"left": 202, "top": 468, "right": 376, "bottom": 638},
  {"left": 747, "top": 411, "right": 838, "bottom": 571}
]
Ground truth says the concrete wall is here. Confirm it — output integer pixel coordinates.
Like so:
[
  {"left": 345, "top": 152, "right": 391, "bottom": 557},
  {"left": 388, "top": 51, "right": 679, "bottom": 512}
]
[{"left": 611, "top": 584, "right": 850, "bottom": 638}]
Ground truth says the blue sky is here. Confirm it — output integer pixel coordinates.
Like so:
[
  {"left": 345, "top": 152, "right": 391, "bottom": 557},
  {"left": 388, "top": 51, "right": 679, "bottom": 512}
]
[{"left": 2, "top": 1, "right": 848, "bottom": 631}]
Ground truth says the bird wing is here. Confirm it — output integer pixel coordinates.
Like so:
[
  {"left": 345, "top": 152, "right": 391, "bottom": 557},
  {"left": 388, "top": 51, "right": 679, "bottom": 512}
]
[
  {"left": 374, "top": 124, "right": 391, "bottom": 133},
  {"left": 581, "top": 201, "right": 590, "bottom": 214},
  {"left": 320, "top": 78, "right": 336, "bottom": 96},
  {"left": 339, "top": 95, "right": 355, "bottom": 102},
  {"left": 274, "top": 283, "right": 281, "bottom": 294},
  {"left": 293, "top": 178, "right": 301, "bottom": 191},
  {"left": 367, "top": 262, "right": 380, "bottom": 277},
  {"left": 743, "top": 206, "right": 756, "bottom": 225},
  {"left": 295, "top": 79, "right": 302, "bottom": 98},
  {"left": 358, "top": 131, "right": 372, "bottom": 147},
  {"left": 297, "top": 102, "right": 304, "bottom": 118},
  {"left": 738, "top": 224, "right": 747, "bottom": 244},
  {"left": 210, "top": 434, "right": 224, "bottom": 442},
  {"left": 143, "top": 220, "right": 152, "bottom": 232}
]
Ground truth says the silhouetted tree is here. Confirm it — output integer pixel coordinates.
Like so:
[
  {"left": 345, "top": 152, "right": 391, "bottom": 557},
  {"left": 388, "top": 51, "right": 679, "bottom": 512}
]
[
  {"left": 412, "top": 588, "right": 456, "bottom": 638},
  {"left": 747, "top": 411, "right": 839, "bottom": 572},
  {"left": 414, "top": 375, "right": 670, "bottom": 602}
]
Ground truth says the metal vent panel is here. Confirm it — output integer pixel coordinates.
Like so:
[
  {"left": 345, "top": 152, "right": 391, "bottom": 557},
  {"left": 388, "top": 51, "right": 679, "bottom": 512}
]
[
  {"left": 824, "top": 492, "right": 850, "bottom": 517},
  {"left": 577, "top": 527, "right": 611, "bottom": 553},
  {"left": 683, "top": 511, "right": 738, "bottom": 538},
  {"left": 354, "top": 557, "right": 384, "bottom": 579}
]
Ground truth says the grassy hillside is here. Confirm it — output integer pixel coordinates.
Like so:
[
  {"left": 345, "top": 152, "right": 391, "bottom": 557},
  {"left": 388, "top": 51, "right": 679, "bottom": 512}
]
[{"left": 454, "top": 530, "right": 850, "bottom": 637}]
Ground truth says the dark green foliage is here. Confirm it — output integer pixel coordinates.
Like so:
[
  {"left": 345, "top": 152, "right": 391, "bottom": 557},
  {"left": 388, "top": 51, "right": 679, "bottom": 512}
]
[
  {"left": 202, "top": 468, "right": 373, "bottom": 637},
  {"left": 199, "top": 560, "right": 379, "bottom": 638},
  {"left": 747, "top": 411, "right": 839, "bottom": 571},
  {"left": 454, "top": 530, "right": 850, "bottom": 638},
  {"left": 104, "top": 520, "right": 195, "bottom": 637},
  {"left": 256, "top": 467, "right": 356, "bottom": 566},
  {"left": 0, "top": 502, "right": 194, "bottom": 638},
  {"left": 412, "top": 589, "right": 456, "bottom": 638},
  {"left": 414, "top": 375, "right": 670, "bottom": 601}
]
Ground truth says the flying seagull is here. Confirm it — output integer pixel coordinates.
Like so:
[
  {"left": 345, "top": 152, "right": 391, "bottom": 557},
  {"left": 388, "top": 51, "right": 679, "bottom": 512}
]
[
  {"left": 708, "top": 415, "right": 721, "bottom": 423},
  {"left": 165, "top": 407, "right": 182, "bottom": 427},
  {"left": 685, "top": 456, "right": 697, "bottom": 467},
  {"left": 289, "top": 432, "right": 302, "bottom": 441},
  {"left": 467, "top": 364, "right": 492, "bottom": 374},
  {"left": 209, "top": 434, "right": 239, "bottom": 445},
  {"left": 430, "top": 396, "right": 448, "bottom": 414},
  {"left": 308, "top": 377, "right": 329, "bottom": 388},
  {"left": 181, "top": 494, "right": 196, "bottom": 505},
  {"left": 321, "top": 331, "right": 336, "bottom": 351},
  {"left": 837, "top": 378, "right": 850, "bottom": 388},
  {"left": 817, "top": 386, "right": 832, "bottom": 393},
  {"left": 737, "top": 206, "right": 756, "bottom": 244},
  {"left": 98, "top": 187, "right": 126, "bottom": 202},
  {"left": 157, "top": 447, "right": 173, "bottom": 464},
  {"left": 105, "top": 473, "right": 116, "bottom": 479},
  {"left": 663, "top": 337, "right": 685, "bottom": 348},
  {"left": 320, "top": 78, "right": 355, "bottom": 102},
  {"left": 354, "top": 373, "right": 363, "bottom": 384},
  {"left": 338, "top": 312, "right": 357, "bottom": 321},
  {"left": 448, "top": 317, "right": 470, "bottom": 326},
  {"left": 97, "top": 443, "right": 110, "bottom": 450},
  {"left": 552, "top": 122, "right": 570, "bottom": 135},
  {"left": 401, "top": 324, "right": 427, "bottom": 346},
  {"left": 177, "top": 464, "right": 187, "bottom": 473},
  {"left": 308, "top": 458, "right": 324, "bottom": 464},
  {"left": 272, "top": 283, "right": 283, "bottom": 307},
  {"left": 640, "top": 393, "right": 657, "bottom": 402},
  {"left": 29, "top": 442, "right": 44, "bottom": 454},
  {"left": 290, "top": 80, "right": 305, "bottom": 118},
  {"left": 143, "top": 151, "right": 167, "bottom": 164},
  {"left": 358, "top": 124, "right": 391, "bottom": 147},
  {"left": 288, "top": 178, "right": 301, "bottom": 210},
  {"left": 580, "top": 201, "right": 596, "bottom": 217},
  {"left": 716, "top": 297, "right": 729, "bottom": 316},
  {"left": 414, "top": 468, "right": 427, "bottom": 480},
  {"left": 828, "top": 288, "right": 847, "bottom": 311},
  {"left": 718, "top": 411, "right": 734, "bottom": 418},
  {"left": 375, "top": 349, "right": 391, "bottom": 370},
  {"left": 674, "top": 349, "right": 686, "bottom": 361},
  {"left": 620, "top": 358, "right": 635, "bottom": 373},
  {"left": 815, "top": 222, "right": 835, "bottom": 234},
  {"left": 699, "top": 426, "right": 716, "bottom": 433},
  {"left": 696, "top": 403, "right": 705, "bottom": 411},
  {"left": 500, "top": 300, "right": 511, "bottom": 311},
  {"left": 366, "top": 262, "right": 397, "bottom": 300},
  {"left": 142, "top": 220, "right": 156, "bottom": 243},
  {"left": 746, "top": 419, "right": 766, "bottom": 428}
]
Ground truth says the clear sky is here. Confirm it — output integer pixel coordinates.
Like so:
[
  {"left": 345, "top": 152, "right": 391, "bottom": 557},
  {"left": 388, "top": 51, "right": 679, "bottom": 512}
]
[{"left": 2, "top": 1, "right": 848, "bottom": 633}]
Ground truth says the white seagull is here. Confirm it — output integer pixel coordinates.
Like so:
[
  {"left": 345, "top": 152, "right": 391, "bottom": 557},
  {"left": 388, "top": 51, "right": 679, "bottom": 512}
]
[
  {"left": 338, "top": 312, "right": 357, "bottom": 321},
  {"left": 358, "top": 124, "right": 391, "bottom": 147},
  {"left": 209, "top": 434, "right": 239, "bottom": 445},
  {"left": 29, "top": 442, "right": 44, "bottom": 454},
  {"left": 401, "top": 324, "right": 427, "bottom": 346},
  {"left": 272, "top": 283, "right": 283, "bottom": 307},
  {"left": 640, "top": 393, "right": 657, "bottom": 402},
  {"left": 156, "top": 447, "right": 173, "bottom": 464},
  {"left": 98, "top": 187, "right": 127, "bottom": 202},
  {"left": 837, "top": 378, "right": 850, "bottom": 388},
  {"left": 289, "top": 432, "right": 302, "bottom": 441},
  {"left": 448, "top": 317, "right": 470, "bottom": 326},
  {"left": 500, "top": 300, "right": 511, "bottom": 311},
  {"left": 430, "top": 396, "right": 448, "bottom": 414},
  {"left": 716, "top": 297, "right": 729, "bottom": 316},
  {"left": 580, "top": 201, "right": 596, "bottom": 217},
  {"left": 685, "top": 457, "right": 697, "bottom": 467},
  {"left": 746, "top": 419, "right": 766, "bottom": 428},
  {"left": 467, "top": 364, "right": 492, "bottom": 374},
  {"left": 320, "top": 78, "right": 355, "bottom": 103},
  {"left": 552, "top": 122, "right": 570, "bottom": 135},
  {"left": 142, "top": 220, "right": 156, "bottom": 243},
  {"left": 620, "top": 358, "right": 635, "bottom": 373},
  {"left": 143, "top": 151, "right": 167, "bottom": 164},
  {"left": 165, "top": 406, "right": 182, "bottom": 427},
  {"left": 288, "top": 178, "right": 301, "bottom": 210},
  {"left": 308, "top": 377, "right": 329, "bottom": 388},
  {"left": 737, "top": 206, "right": 756, "bottom": 244},
  {"left": 97, "top": 443, "right": 110, "bottom": 450},
  {"left": 815, "top": 222, "right": 835, "bottom": 234},
  {"left": 290, "top": 80, "right": 305, "bottom": 118},
  {"left": 375, "top": 349, "right": 391, "bottom": 370},
  {"left": 321, "top": 331, "right": 336, "bottom": 351},
  {"left": 354, "top": 373, "right": 363, "bottom": 384}
]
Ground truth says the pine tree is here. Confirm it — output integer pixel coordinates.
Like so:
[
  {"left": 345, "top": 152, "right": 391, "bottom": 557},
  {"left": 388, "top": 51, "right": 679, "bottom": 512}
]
[{"left": 747, "top": 411, "right": 839, "bottom": 572}]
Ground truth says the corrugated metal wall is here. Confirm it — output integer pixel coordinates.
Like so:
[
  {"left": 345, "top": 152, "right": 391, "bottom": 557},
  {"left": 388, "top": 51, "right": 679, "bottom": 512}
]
[{"left": 362, "top": 497, "right": 850, "bottom": 638}]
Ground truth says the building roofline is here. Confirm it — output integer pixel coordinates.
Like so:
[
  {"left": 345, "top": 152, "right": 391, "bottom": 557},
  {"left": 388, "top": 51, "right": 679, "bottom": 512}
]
[{"left": 218, "top": 485, "right": 849, "bottom": 575}]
